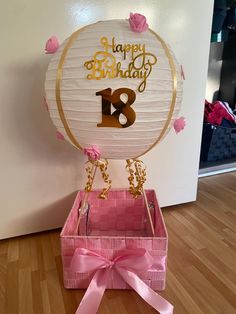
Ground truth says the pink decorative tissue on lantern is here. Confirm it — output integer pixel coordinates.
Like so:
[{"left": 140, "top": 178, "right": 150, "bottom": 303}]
[
  {"left": 129, "top": 12, "right": 149, "bottom": 32},
  {"left": 56, "top": 131, "right": 65, "bottom": 140},
  {"left": 45, "top": 35, "right": 59, "bottom": 54},
  {"left": 44, "top": 12, "right": 185, "bottom": 314},
  {"left": 83, "top": 146, "right": 101, "bottom": 161},
  {"left": 174, "top": 117, "right": 186, "bottom": 133}
]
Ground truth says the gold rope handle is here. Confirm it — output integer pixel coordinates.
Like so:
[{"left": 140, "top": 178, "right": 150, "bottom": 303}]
[
  {"left": 97, "top": 159, "right": 112, "bottom": 199},
  {"left": 126, "top": 159, "right": 147, "bottom": 198},
  {"left": 126, "top": 159, "right": 136, "bottom": 197},
  {"left": 83, "top": 158, "right": 112, "bottom": 200},
  {"left": 134, "top": 160, "right": 147, "bottom": 196},
  {"left": 84, "top": 160, "right": 96, "bottom": 192}
]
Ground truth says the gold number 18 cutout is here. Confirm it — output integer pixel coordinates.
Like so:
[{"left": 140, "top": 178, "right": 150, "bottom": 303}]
[{"left": 96, "top": 88, "right": 136, "bottom": 128}]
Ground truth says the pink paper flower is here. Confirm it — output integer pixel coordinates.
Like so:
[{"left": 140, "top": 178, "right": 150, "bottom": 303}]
[
  {"left": 174, "top": 117, "right": 186, "bottom": 134},
  {"left": 181, "top": 65, "right": 186, "bottom": 80},
  {"left": 129, "top": 13, "right": 149, "bottom": 33},
  {"left": 83, "top": 146, "right": 101, "bottom": 161},
  {"left": 45, "top": 36, "right": 59, "bottom": 54},
  {"left": 56, "top": 131, "right": 65, "bottom": 140},
  {"left": 43, "top": 96, "right": 49, "bottom": 111}
]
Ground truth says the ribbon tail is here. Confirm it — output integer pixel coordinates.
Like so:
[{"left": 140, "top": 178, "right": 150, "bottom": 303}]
[
  {"left": 76, "top": 268, "right": 109, "bottom": 314},
  {"left": 116, "top": 267, "right": 173, "bottom": 314}
]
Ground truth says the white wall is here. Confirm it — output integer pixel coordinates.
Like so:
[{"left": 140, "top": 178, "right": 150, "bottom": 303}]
[{"left": 0, "top": 0, "right": 213, "bottom": 239}]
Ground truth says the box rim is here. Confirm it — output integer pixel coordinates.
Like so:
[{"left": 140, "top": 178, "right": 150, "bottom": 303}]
[{"left": 60, "top": 189, "right": 168, "bottom": 240}]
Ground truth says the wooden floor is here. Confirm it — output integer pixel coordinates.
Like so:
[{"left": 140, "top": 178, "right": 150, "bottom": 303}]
[{"left": 0, "top": 172, "right": 236, "bottom": 314}]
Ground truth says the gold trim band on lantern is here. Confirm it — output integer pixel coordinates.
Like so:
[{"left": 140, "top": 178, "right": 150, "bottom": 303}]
[
  {"left": 136, "top": 30, "right": 178, "bottom": 158},
  {"left": 56, "top": 23, "right": 98, "bottom": 150},
  {"left": 55, "top": 22, "right": 178, "bottom": 157}
]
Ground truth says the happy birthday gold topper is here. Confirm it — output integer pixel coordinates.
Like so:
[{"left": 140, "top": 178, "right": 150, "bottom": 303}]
[{"left": 84, "top": 37, "right": 157, "bottom": 93}]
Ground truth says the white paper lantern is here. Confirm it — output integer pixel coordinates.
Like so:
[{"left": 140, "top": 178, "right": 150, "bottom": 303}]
[{"left": 45, "top": 19, "right": 183, "bottom": 159}]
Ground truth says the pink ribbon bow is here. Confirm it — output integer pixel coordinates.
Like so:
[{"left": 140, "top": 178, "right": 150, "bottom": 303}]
[{"left": 70, "top": 248, "right": 173, "bottom": 314}]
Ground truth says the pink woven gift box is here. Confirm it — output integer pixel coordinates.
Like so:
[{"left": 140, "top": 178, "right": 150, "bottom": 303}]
[{"left": 61, "top": 189, "right": 168, "bottom": 290}]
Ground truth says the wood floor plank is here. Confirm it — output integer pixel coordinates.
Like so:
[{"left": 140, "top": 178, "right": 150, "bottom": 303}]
[
  {"left": 46, "top": 269, "right": 66, "bottom": 314},
  {"left": 31, "top": 270, "right": 44, "bottom": 314},
  {"left": 40, "top": 280, "right": 51, "bottom": 314},
  {"left": 30, "top": 237, "right": 39, "bottom": 272},
  {"left": 0, "top": 239, "right": 8, "bottom": 256},
  {"left": 19, "top": 237, "right": 31, "bottom": 269},
  {"left": 0, "top": 254, "right": 7, "bottom": 314},
  {"left": 193, "top": 248, "right": 236, "bottom": 289},
  {"left": 0, "top": 172, "right": 235, "bottom": 313},
  {"left": 19, "top": 268, "right": 33, "bottom": 314},
  {"left": 196, "top": 191, "right": 228, "bottom": 214},
  {"left": 5, "top": 261, "right": 18, "bottom": 314},
  {"left": 174, "top": 270, "right": 217, "bottom": 314},
  {"left": 222, "top": 227, "right": 236, "bottom": 245},
  {"left": 191, "top": 251, "right": 236, "bottom": 307},
  {"left": 165, "top": 270, "right": 204, "bottom": 314},
  {"left": 35, "top": 234, "right": 46, "bottom": 281},
  {"left": 183, "top": 266, "right": 235, "bottom": 314},
  {"left": 196, "top": 199, "right": 236, "bottom": 231},
  {"left": 41, "top": 234, "right": 56, "bottom": 271},
  {"left": 7, "top": 238, "right": 19, "bottom": 262},
  {"left": 55, "top": 255, "right": 81, "bottom": 314}
]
